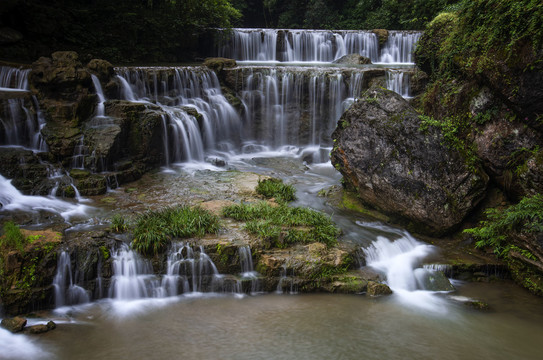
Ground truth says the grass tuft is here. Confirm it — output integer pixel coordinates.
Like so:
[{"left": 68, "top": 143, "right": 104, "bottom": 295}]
[
  {"left": 255, "top": 178, "right": 297, "bottom": 203},
  {"left": 132, "top": 206, "right": 220, "bottom": 255},
  {"left": 1, "top": 221, "right": 26, "bottom": 252}
]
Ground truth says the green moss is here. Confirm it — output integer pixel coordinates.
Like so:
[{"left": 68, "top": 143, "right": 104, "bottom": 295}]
[
  {"left": 99, "top": 246, "right": 110, "bottom": 260},
  {"left": 340, "top": 191, "right": 389, "bottom": 222},
  {"left": 1, "top": 221, "right": 26, "bottom": 252}
]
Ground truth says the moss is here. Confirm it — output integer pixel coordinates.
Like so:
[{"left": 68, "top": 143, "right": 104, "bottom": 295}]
[
  {"left": 340, "top": 191, "right": 389, "bottom": 222},
  {"left": 99, "top": 245, "right": 110, "bottom": 260}
]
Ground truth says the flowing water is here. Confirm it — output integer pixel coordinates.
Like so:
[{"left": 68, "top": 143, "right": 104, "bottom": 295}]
[{"left": 1, "top": 30, "right": 542, "bottom": 359}]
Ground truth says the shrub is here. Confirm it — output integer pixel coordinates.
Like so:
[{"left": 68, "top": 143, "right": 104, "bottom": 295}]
[
  {"left": 132, "top": 206, "right": 220, "bottom": 255},
  {"left": 255, "top": 178, "right": 296, "bottom": 203}
]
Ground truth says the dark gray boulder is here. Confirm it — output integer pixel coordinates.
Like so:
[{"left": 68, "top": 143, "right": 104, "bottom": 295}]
[{"left": 331, "top": 85, "right": 488, "bottom": 236}]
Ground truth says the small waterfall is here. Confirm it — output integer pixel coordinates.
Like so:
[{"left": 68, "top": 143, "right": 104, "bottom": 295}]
[
  {"left": 379, "top": 31, "right": 421, "bottom": 64},
  {"left": 238, "top": 246, "right": 261, "bottom": 294},
  {"left": 91, "top": 75, "right": 106, "bottom": 118},
  {"left": 276, "top": 263, "right": 298, "bottom": 294},
  {"left": 71, "top": 136, "right": 87, "bottom": 169},
  {"left": 0, "top": 66, "right": 46, "bottom": 151},
  {"left": 386, "top": 70, "right": 411, "bottom": 98},
  {"left": 363, "top": 232, "right": 452, "bottom": 312},
  {"left": 0, "top": 174, "right": 90, "bottom": 220},
  {"left": 53, "top": 251, "right": 91, "bottom": 307},
  {"left": 218, "top": 29, "right": 421, "bottom": 64}
]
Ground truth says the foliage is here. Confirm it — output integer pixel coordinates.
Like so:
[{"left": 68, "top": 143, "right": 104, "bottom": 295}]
[
  {"left": 110, "top": 214, "right": 129, "bottom": 233},
  {"left": 464, "top": 194, "right": 543, "bottom": 257},
  {"left": 223, "top": 202, "right": 340, "bottom": 247},
  {"left": 255, "top": 178, "right": 297, "bottom": 203},
  {"left": 132, "top": 206, "right": 220, "bottom": 255},
  {"left": 235, "top": 0, "right": 457, "bottom": 30},
  {"left": 1, "top": 221, "right": 26, "bottom": 252}
]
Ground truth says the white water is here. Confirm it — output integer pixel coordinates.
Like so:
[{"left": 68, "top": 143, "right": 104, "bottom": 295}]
[
  {"left": 0, "top": 66, "right": 46, "bottom": 151},
  {"left": 0, "top": 175, "right": 90, "bottom": 220},
  {"left": 53, "top": 251, "right": 91, "bottom": 307},
  {"left": 90, "top": 75, "right": 106, "bottom": 118},
  {"left": 0, "top": 327, "right": 49, "bottom": 360},
  {"left": 386, "top": 69, "right": 411, "bottom": 98},
  {"left": 219, "top": 29, "right": 421, "bottom": 64},
  {"left": 363, "top": 231, "right": 450, "bottom": 313}
]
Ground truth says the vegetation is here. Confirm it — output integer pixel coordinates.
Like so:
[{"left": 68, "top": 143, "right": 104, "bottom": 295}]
[
  {"left": 255, "top": 178, "right": 297, "bottom": 203},
  {"left": 223, "top": 202, "right": 340, "bottom": 247},
  {"left": 232, "top": 0, "right": 457, "bottom": 30},
  {"left": 110, "top": 214, "right": 129, "bottom": 233},
  {"left": 464, "top": 194, "right": 543, "bottom": 257},
  {"left": 132, "top": 206, "right": 220, "bottom": 255},
  {"left": 1, "top": 221, "right": 26, "bottom": 252}
]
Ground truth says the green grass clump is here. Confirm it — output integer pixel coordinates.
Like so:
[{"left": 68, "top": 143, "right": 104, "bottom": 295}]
[
  {"left": 1, "top": 221, "right": 26, "bottom": 252},
  {"left": 110, "top": 214, "right": 129, "bottom": 233},
  {"left": 132, "top": 206, "right": 220, "bottom": 255},
  {"left": 255, "top": 178, "right": 296, "bottom": 203},
  {"left": 223, "top": 202, "right": 340, "bottom": 247},
  {"left": 464, "top": 194, "right": 543, "bottom": 257}
]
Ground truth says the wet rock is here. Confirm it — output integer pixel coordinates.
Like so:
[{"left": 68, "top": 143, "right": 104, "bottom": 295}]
[
  {"left": 47, "top": 320, "right": 57, "bottom": 330},
  {"left": 333, "top": 54, "right": 371, "bottom": 65},
  {"left": 464, "top": 300, "right": 490, "bottom": 311},
  {"left": 372, "top": 29, "right": 389, "bottom": 45},
  {"left": 331, "top": 85, "right": 488, "bottom": 236},
  {"left": 1, "top": 317, "right": 27, "bottom": 333},
  {"left": 203, "top": 57, "right": 237, "bottom": 72},
  {"left": 366, "top": 281, "right": 392, "bottom": 296},
  {"left": 25, "top": 324, "right": 50, "bottom": 334},
  {"left": 414, "top": 269, "right": 455, "bottom": 291},
  {"left": 87, "top": 59, "right": 114, "bottom": 83}
]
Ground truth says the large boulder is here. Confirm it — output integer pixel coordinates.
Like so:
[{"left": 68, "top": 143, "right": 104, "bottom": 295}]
[{"left": 331, "top": 85, "right": 488, "bottom": 236}]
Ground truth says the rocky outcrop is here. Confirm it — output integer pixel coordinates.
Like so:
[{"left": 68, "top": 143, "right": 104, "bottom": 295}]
[{"left": 331, "top": 85, "right": 488, "bottom": 236}]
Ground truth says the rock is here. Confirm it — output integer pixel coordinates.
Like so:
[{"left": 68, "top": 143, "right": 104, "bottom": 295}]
[
  {"left": 366, "top": 281, "right": 392, "bottom": 296},
  {"left": 331, "top": 85, "right": 488, "bottom": 236},
  {"left": 414, "top": 269, "right": 455, "bottom": 291},
  {"left": 203, "top": 57, "right": 237, "bottom": 72},
  {"left": 332, "top": 54, "right": 371, "bottom": 65},
  {"left": 47, "top": 320, "right": 57, "bottom": 330},
  {"left": 372, "top": 29, "right": 389, "bottom": 45},
  {"left": 0, "top": 27, "right": 23, "bottom": 44},
  {"left": 1, "top": 317, "right": 27, "bottom": 333},
  {"left": 464, "top": 300, "right": 490, "bottom": 310},
  {"left": 87, "top": 59, "right": 114, "bottom": 82},
  {"left": 25, "top": 324, "right": 50, "bottom": 334}
]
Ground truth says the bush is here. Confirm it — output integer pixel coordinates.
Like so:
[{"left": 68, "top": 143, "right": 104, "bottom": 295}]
[
  {"left": 464, "top": 194, "right": 543, "bottom": 257},
  {"left": 223, "top": 202, "right": 340, "bottom": 247},
  {"left": 255, "top": 178, "right": 297, "bottom": 203},
  {"left": 132, "top": 206, "right": 220, "bottom": 255},
  {"left": 1, "top": 221, "right": 26, "bottom": 252}
]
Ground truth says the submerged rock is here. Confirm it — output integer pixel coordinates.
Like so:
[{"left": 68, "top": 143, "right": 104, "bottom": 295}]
[{"left": 331, "top": 85, "right": 488, "bottom": 236}]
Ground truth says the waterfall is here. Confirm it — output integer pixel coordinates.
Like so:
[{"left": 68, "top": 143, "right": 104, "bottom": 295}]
[
  {"left": 116, "top": 67, "right": 241, "bottom": 164},
  {"left": 90, "top": 74, "right": 106, "bottom": 118},
  {"left": 218, "top": 29, "right": 421, "bottom": 64},
  {"left": 386, "top": 70, "right": 411, "bottom": 98},
  {"left": 239, "top": 246, "right": 261, "bottom": 294},
  {"left": 379, "top": 31, "right": 421, "bottom": 64},
  {"left": 0, "top": 174, "right": 90, "bottom": 220},
  {"left": 53, "top": 251, "right": 91, "bottom": 307},
  {"left": 363, "top": 232, "right": 453, "bottom": 312},
  {"left": 0, "top": 66, "right": 46, "bottom": 151}
]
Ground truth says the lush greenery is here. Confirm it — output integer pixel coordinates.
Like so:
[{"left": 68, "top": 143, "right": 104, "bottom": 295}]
[
  {"left": 464, "top": 194, "right": 543, "bottom": 257},
  {"left": 0, "top": 0, "right": 241, "bottom": 63},
  {"left": 232, "top": 0, "right": 457, "bottom": 30},
  {"left": 255, "top": 178, "right": 297, "bottom": 203},
  {"left": 132, "top": 206, "right": 221, "bottom": 255},
  {"left": 1, "top": 221, "right": 27, "bottom": 252},
  {"left": 223, "top": 202, "right": 340, "bottom": 247}
]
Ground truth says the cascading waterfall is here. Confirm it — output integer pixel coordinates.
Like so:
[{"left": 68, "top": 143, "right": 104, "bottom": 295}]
[
  {"left": 219, "top": 29, "right": 421, "bottom": 64},
  {"left": 116, "top": 67, "right": 241, "bottom": 164},
  {"left": 386, "top": 70, "right": 411, "bottom": 98},
  {"left": 53, "top": 251, "right": 91, "bottom": 307},
  {"left": 0, "top": 66, "right": 46, "bottom": 150}
]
